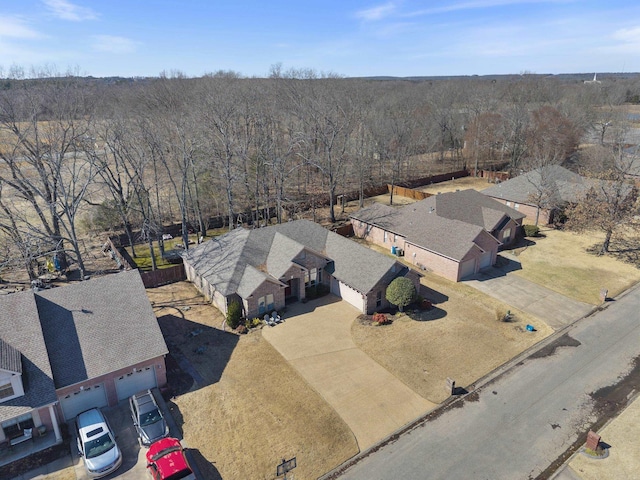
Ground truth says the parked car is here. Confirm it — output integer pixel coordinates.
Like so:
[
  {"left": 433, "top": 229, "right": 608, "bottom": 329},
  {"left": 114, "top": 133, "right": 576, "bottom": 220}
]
[
  {"left": 76, "top": 408, "right": 123, "bottom": 478},
  {"left": 146, "top": 437, "right": 196, "bottom": 480},
  {"left": 129, "top": 389, "right": 170, "bottom": 446}
]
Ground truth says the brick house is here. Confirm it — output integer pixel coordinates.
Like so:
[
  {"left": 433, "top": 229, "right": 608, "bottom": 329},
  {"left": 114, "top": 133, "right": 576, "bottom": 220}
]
[
  {"left": 350, "top": 189, "right": 524, "bottom": 282},
  {"left": 181, "top": 219, "right": 420, "bottom": 317},
  {"left": 0, "top": 270, "right": 168, "bottom": 458},
  {"left": 482, "top": 165, "right": 595, "bottom": 225}
]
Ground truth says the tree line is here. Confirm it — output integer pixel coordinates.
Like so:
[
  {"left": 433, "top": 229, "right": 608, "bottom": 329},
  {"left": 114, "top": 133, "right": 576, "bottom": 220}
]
[{"left": 0, "top": 66, "right": 638, "bottom": 280}]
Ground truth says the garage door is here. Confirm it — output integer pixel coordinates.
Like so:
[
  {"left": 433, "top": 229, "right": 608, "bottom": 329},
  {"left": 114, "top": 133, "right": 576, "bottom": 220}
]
[
  {"left": 479, "top": 252, "right": 493, "bottom": 270},
  {"left": 60, "top": 383, "right": 108, "bottom": 421},
  {"left": 331, "top": 278, "right": 364, "bottom": 312},
  {"left": 115, "top": 366, "right": 158, "bottom": 401},
  {"left": 459, "top": 259, "right": 476, "bottom": 279}
]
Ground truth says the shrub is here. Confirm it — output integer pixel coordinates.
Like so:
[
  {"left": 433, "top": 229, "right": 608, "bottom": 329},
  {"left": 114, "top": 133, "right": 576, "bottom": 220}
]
[
  {"left": 372, "top": 313, "right": 392, "bottom": 326},
  {"left": 523, "top": 224, "right": 540, "bottom": 237},
  {"left": 236, "top": 324, "right": 247, "bottom": 334},
  {"left": 226, "top": 300, "right": 243, "bottom": 329},
  {"left": 386, "top": 277, "right": 416, "bottom": 312}
]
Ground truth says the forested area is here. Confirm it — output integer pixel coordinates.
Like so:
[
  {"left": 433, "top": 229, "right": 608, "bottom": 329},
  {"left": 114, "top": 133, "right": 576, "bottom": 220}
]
[{"left": 0, "top": 67, "right": 639, "bottom": 280}]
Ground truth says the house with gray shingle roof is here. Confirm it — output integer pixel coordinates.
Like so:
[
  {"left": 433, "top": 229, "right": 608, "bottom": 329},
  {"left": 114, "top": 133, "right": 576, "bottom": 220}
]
[
  {"left": 0, "top": 269, "right": 168, "bottom": 458},
  {"left": 481, "top": 165, "right": 594, "bottom": 224},
  {"left": 181, "top": 220, "right": 419, "bottom": 316},
  {"left": 350, "top": 189, "right": 523, "bottom": 282}
]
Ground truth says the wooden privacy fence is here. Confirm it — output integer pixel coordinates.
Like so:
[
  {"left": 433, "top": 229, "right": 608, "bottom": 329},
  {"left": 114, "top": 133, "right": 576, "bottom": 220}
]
[
  {"left": 387, "top": 185, "right": 433, "bottom": 200},
  {"left": 140, "top": 264, "right": 186, "bottom": 288}
]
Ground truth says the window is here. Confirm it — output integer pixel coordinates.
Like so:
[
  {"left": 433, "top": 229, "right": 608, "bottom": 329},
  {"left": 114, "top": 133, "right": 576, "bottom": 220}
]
[
  {"left": 258, "top": 296, "right": 266, "bottom": 314},
  {"left": 506, "top": 201, "right": 511, "bottom": 207},
  {"left": 503, "top": 228, "right": 511, "bottom": 240},
  {"left": 384, "top": 231, "right": 388, "bottom": 243},
  {"left": 393, "top": 234, "right": 397, "bottom": 242},
  {"left": 376, "top": 291, "right": 382, "bottom": 308},
  {"left": 0, "top": 383, "right": 14, "bottom": 400},
  {"left": 305, "top": 268, "right": 319, "bottom": 287},
  {"left": 266, "top": 294, "right": 274, "bottom": 311},
  {"left": 514, "top": 203, "right": 520, "bottom": 210}
]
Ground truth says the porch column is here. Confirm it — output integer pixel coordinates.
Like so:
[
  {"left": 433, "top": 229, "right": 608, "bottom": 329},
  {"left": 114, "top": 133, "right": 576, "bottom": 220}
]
[{"left": 49, "top": 405, "right": 62, "bottom": 442}]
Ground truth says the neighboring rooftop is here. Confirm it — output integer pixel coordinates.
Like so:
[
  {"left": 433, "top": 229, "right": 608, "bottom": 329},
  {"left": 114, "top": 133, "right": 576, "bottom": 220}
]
[
  {"left": 36, "top": 269, "right": 168, "bottom": 389},
  {"left": 182, "top": 219, "right": 405, "bottom": 295},
  {"left": 481, "top": 165, "right": 593, "bottom": 204},
  {"left": 0, "top": 292, "right": 57, "bottom": 422},
  {"left": 351, "top": 189, "right": 518, "bottom": 261}
]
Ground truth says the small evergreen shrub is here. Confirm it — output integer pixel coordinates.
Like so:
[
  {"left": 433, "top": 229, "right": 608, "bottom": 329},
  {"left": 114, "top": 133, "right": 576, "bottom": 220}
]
[
  {"left": 523, "top": 224, "right": 540, "bottom": 237},
  {"left": 226, "top": 300, "right": 243, "bottom": 329}
]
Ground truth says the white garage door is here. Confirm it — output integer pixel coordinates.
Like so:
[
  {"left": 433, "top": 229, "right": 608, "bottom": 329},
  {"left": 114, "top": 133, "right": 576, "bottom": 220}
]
[
  {"left": 60, "top": 383, "right": 108, "bottom": 421},
  {"left": 331, "top": 278, "right": 364, "bottom": 312},
  {"left": 115, "top": 366, "right": 158, "bottom": 401},
  {"left": 459, "top": 259, "right": 476, "bottom": 279},
  {"left": 479, "top": 252, "right": 493, "bottom": 269}
]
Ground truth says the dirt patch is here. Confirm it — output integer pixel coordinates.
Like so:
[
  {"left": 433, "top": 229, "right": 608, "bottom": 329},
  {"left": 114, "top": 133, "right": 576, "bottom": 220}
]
[{"left": 146, "top": 282, "right": 358, "bottom": 480}]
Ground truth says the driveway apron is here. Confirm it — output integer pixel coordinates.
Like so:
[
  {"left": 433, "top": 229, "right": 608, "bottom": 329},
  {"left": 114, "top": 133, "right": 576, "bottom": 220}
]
[
  {"left": 463, "top": 266, "right": 594, "bottom": 330},
  {"left": 262, "top": 295, "right": 435, "bottom": 450}
]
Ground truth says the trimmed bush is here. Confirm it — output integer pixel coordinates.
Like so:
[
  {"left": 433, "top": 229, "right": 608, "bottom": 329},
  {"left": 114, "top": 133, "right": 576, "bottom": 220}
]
[
  {"left": 386, "top": 277, "right": 416, "bottom": 312},
  {"left": 226, "top": 300, "right": 243, "bottom": 329},
  {"left": 372, "top": 313, "right": 392, "bottom": 326},
  {"left": 523, "top": 224, "right": 540, "bottom": 237}
]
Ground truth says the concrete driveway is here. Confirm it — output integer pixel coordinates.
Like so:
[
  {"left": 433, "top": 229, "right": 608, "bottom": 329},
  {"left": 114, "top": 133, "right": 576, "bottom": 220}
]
[
  {"left": 262, "top": 295, "right": 435, "bottom": 450},
  {"left": 463, "top": 259, "right": 594, "bottom": 330}
]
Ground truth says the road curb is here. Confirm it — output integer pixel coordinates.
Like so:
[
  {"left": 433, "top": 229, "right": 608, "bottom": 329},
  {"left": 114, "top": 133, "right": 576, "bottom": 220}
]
[{"left": 319, "top": 283, "right": 640, "bottom": 480}]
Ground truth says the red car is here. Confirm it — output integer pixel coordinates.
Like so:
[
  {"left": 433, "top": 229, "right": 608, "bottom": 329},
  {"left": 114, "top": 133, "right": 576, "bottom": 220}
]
[{"left": 146, "top": 438, "right": 196, "bottom": 480}]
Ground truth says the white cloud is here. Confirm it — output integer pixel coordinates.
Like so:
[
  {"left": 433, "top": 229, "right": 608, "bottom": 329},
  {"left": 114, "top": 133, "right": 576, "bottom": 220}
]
[
  {"left": 43, "top": 0, "right": 98, "bottom": 21},
  {"left": 612, "top": 26, "right": 640, "bottom": 43},
  {"left": 355, "top": 2, "right": 397, "bottom": 21},
  {"left": 405, "top": 0, "right": 575, "bottom": 17},
  {"left": 0, "top": 15, "right": 42, "bottom": 39},
  {"left": 91, "top": 35, "right": 137, "bottom": 54}
]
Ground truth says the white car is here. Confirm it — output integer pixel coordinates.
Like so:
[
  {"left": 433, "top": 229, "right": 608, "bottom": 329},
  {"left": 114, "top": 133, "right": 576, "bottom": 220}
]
[{"left": 76, "top": 408, "right": 123, "bottom": 478}]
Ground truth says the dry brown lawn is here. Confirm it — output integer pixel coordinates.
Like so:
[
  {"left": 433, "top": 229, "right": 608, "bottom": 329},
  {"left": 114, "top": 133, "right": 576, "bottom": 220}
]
[
  {"left": 33, "top": 469, "right": 76, "bottom": 480},
  {"left": 146, "top": 282, "right": 357, "bottom": 480},
  {"left": 416, "top": 176, "right": 495, "bottom": 194},
  {"left": 352, "top": 272, "right": 552, "bottom": 404},
  {"left": 509, "top": 228, "right": 640, "bottom": 305}
]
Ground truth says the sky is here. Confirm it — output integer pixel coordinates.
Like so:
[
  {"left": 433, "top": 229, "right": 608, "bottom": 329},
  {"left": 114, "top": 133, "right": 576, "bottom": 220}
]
[{"left": 0, "top": 0, "right": 639, "bottom": 78}]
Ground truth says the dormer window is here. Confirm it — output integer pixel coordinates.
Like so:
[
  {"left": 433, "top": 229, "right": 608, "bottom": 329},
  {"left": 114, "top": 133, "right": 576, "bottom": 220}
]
[{"left": 0, "top": 383, "right": 15, "bottom": 400}]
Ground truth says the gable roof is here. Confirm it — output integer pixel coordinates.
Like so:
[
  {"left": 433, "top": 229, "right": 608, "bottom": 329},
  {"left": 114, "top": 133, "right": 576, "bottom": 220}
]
[
  {"left": 481, "top": 165, "right": 593, "bottom": 205},
  {"left": 350, "top": 190, "right": 513, "bottom": 261},
  {"left": 183, "top": 220, "right": 406, "bottom": 296},
  {"left": 427, "top": 189, "right": 525, "bottom": 230},
  {"left": 0, "top": 291, "right": 57, "bottom": 422},
  {"left": 36, "top": 270, "right": 168, "bottom": 389}
]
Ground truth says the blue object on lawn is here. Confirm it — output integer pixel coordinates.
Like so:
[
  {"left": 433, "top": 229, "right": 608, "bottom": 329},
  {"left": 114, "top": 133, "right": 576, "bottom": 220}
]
[{"left": 526, "top": 324, "right": 535, "bottom": 332}]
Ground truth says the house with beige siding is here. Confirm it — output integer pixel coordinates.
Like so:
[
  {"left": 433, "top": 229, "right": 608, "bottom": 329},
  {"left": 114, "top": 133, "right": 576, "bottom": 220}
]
[
  {"left": 351, "top": 189, "right": 524, "bottom": 282},
  {"left": 0, "top": 270, "right": 168, "bottom": 461},
  {"left": 181, "top": 219, "right": 419, "bottom": 317}
]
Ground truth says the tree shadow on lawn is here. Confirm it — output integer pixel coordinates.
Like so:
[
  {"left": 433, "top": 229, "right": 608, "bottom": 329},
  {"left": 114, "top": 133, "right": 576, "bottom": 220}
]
[
  {"left": 405, "top": 306, "right": 447, "bottom": 322},
  {"left": 157, "top": 314, "right": 239, "bottom": 391},
  {"left": 419, "top": 284, "right": 448, "bottom": 305},
  {"left": 587, "top": 237, "right": 640, "bottom": 268}
]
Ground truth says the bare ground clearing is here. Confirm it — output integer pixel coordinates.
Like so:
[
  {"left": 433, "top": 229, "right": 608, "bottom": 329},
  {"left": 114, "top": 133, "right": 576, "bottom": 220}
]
[
  {"left": 508, "top": 228, "right": 640, "bottom": 305},
  {"left": 352, "top": 272, "right": 552, "bottom": 404},
  {"left": 146, "top": 282, "right": 358, "bottom": 480}
]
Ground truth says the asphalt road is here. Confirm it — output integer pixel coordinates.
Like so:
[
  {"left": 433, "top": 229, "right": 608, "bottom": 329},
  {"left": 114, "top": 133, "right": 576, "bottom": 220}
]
[{"left": 335, "top": 286, "right": 640, "bottom": 480}]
